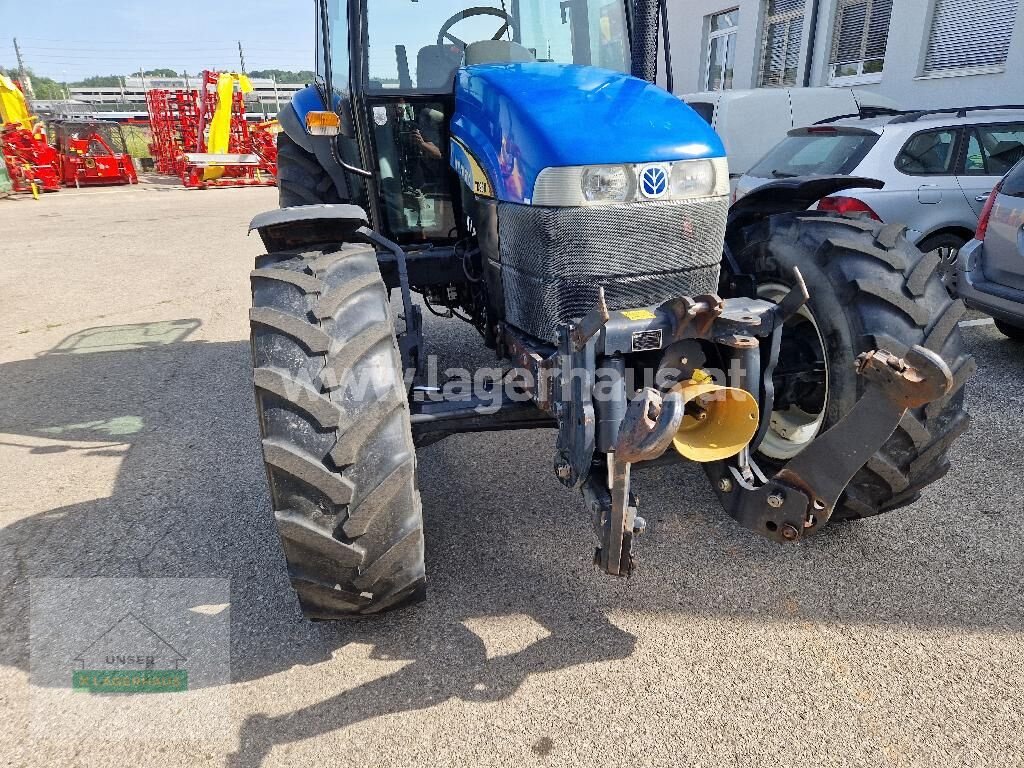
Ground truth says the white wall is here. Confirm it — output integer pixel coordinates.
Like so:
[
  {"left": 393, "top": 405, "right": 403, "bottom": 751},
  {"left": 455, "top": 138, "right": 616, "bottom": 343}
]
[{"left": 666, "top": 0, "right": 1024, "bottom": 110}]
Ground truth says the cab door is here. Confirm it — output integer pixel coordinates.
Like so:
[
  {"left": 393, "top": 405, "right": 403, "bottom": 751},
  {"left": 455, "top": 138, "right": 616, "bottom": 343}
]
[{"left": 957, "top": 122, "right": 1024, "bottom": 217}]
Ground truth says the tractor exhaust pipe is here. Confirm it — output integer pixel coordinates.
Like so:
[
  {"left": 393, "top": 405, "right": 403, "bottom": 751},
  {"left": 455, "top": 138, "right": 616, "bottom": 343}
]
[{"left": 630, "top": 0, "right": 660, "bottom": 83}]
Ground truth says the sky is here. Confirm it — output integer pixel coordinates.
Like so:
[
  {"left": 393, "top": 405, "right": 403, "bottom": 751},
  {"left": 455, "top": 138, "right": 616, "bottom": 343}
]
[{"left": 0, "top": 0, "right": 315, "bottom": 81}]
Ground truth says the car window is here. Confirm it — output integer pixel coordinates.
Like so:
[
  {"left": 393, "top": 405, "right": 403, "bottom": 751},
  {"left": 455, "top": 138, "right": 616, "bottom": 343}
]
[
  {"left": 688, "top": 101, "right": 715, "bottom": 125},
  {"left": 746, "top": 131, "right": 878, "bottom": 179},
  {"left": 962, "top": 123, "right": 1024, "bottom": 177},
  {"left": 895, "top": 129, "right": 959, "bottom": 175},
  {"left": 1001, "top": 159, "right": 1024, "bottom": 198}
]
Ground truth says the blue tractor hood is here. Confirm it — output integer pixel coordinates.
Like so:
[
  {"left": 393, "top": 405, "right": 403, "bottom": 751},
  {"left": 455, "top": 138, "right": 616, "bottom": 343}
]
[{"left": 449, "top": 62, "right": 725, "bottom": 204}]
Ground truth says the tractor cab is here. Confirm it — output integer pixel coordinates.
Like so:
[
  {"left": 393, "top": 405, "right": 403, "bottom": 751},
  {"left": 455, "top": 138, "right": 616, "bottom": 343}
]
[{"left": 315, "top": 0, "right": 636, "bottom": 244}]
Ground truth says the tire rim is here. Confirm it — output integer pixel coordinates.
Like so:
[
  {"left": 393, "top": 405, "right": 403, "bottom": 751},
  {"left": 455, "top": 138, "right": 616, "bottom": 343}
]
[
  {"left": 933, "top": 245, "right": 960, "bottom": 295},
  {"left": 757, "top": 282, "right": 829, "bottom": 460}
]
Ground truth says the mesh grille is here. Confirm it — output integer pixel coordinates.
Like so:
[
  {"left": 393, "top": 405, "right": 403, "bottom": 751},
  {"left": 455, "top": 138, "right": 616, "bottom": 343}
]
[{"left": 497, "top": 197, "right": 727, "bottom": 341}]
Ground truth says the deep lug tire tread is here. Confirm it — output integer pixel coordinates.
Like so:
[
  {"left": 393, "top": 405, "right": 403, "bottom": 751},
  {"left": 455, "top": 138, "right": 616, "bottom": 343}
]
[
  {"left": 735, "top": 213, "right": 973, "bottom": 522},
  {"left": 250, "top": 244, "right": 425, "bottom": 619},
  {"left": 276, "top": 133, "right": 343, "bottom": 208}
]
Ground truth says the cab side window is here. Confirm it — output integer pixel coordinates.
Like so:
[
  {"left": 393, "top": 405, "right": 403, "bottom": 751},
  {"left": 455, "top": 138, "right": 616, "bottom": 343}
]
[
  {"left": 895, "top": 129, "right": 959, "bottom": 175},
  {"left": 962, "top": 124, "right": 1024, "bottom": 177}
]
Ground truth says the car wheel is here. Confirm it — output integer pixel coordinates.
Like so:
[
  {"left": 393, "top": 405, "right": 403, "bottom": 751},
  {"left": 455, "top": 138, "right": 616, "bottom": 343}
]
[
  {"left": 994, "top": 319, "right": 1024, "bottom": 341},
  {"left": 918, "top": 233, "right": 967, "bottom": 298}
]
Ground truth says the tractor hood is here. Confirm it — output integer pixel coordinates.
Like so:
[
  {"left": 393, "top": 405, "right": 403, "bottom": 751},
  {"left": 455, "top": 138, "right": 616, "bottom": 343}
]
[{"left": 449, "top": 62, "right": 725, "bottom": 204}]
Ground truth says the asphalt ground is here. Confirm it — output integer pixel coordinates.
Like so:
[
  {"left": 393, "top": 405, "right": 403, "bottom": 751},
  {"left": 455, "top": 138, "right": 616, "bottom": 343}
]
[{"left": 1, "top": 183, "right": 1021, "bottom": 768}]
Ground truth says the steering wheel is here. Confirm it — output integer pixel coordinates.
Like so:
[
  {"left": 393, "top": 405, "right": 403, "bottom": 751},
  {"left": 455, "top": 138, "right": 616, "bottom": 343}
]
[{"left": 436, "top": 7, "right": 518, "bottom": 50}]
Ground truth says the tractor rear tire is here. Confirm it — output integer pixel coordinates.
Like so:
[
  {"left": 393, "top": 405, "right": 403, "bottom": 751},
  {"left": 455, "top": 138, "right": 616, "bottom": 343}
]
[
  {"left": 277, "top": 133, "right": 343, "bottom": 208},
  {"left": 733, "top": 213, "right": 974, "bottom": 522},
  {"left": 250, "top": 244, "right": 425, "bottom": 619}
]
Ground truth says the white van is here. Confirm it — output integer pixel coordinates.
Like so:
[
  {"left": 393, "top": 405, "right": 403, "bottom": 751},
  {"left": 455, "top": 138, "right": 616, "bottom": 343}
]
[{"left": 680, "top": 87, "right": 900, "bottom": 179}]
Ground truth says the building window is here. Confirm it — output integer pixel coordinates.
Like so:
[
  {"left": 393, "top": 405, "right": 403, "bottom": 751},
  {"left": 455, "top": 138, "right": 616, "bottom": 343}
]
[
  {"left": 828, "top": 0, "right": 892, "bottom": 83},
  {"left": 759, "top": 0, "right": 806, "bottom": 87},
  {"left": 705, "top": 10, "right": 739, "bottom": 90},
  {"left": 923, "top": 0, "right": 1019, "bottom": 75}
]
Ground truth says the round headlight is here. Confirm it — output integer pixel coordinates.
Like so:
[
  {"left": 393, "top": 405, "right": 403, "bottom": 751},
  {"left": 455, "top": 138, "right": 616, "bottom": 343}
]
[
  {"left": 581, "top": 165, "right": 633, "bottom": 203},
  {"left": 670, "top": 160, "right": 716, "bottom": 198}
]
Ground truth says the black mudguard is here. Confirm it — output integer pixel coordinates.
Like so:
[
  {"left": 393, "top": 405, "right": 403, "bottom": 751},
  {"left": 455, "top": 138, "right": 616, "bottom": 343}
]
[
  {"left": 727, "top": 175, "right": 884, "bottom": 234},
  {"left": 249, "top": 205, "right": 369, "bottom": 252}
]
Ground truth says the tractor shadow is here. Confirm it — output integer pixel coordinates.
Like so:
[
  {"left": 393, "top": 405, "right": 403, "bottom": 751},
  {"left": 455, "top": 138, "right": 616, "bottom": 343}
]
[
  {"left": 0, "top": 322, "right": 637, "bottom": 763},
  {"left": 0, "top": 319, "right": 1021, "bottom": 766}
]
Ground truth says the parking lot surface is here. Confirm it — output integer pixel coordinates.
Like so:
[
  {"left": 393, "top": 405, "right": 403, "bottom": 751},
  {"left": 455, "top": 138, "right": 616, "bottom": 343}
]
[{"left": 1, "top": 184, "right": 1021, "bottom": 767}]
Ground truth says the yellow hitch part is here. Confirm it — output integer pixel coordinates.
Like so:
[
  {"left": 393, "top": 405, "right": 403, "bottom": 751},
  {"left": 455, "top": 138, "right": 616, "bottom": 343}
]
[
  {"left": 671, "top": 379, "right": 759, "bottom": 463},
  {"left": 203, "top": 72, "right": 253, "bottom": 182}
]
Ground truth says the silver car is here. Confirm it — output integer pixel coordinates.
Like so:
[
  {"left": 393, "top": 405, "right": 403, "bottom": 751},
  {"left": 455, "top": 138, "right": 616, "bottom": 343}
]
[
  {"left": 735, "top": 106, "right": 1024, "bottom": 292},
  {"left": 957, "top": 159, "right": 1024, "bottom": 339}
]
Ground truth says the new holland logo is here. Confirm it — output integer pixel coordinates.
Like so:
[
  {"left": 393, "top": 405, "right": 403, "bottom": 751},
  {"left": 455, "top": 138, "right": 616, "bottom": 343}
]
[{"left": 639, "top": 165, "right": 669, "bottom": 199}]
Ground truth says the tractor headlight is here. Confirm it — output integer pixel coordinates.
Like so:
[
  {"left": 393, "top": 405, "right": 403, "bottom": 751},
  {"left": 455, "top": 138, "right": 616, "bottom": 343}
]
[
  {"left": 533, "top": 165, "right": 634, "bottom": 206},
  {"left": 581, "top": 166, "right": 633, "bottom": 203},
  {"left": 670, "top": 159, "right": 716, "bottom": 199},
  {"left": 532, "top": 157, "right": 728, "bottom": 207}
]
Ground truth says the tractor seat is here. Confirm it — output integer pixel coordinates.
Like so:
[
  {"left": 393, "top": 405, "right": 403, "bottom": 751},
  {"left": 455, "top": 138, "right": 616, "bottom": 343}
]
[
  {"left": 417, "top": 44, "right": 464, "bottom": 89},
  {"left": 464, "top": 40, "right": 535, "bottom": 66}
]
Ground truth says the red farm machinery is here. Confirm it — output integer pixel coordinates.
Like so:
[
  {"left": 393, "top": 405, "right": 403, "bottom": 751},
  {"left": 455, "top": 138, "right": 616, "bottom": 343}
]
[
  {"left": 147, "top": 70, "right": 277, "bottom": 189},
  {"left": 1, "top": 74, "right": 61, "bottom": 195},
  {"left": 51, "top": 120, "right": 138, "bottom": 187}
]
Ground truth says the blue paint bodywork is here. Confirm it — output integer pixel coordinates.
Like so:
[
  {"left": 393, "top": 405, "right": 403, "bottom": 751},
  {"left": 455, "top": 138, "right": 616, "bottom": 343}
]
[
  {"left": 449, "top": 62, "right": 725, "bottom": 204},
  {"left": 290, "top": 85, "right": 327, "bottom": 127}
]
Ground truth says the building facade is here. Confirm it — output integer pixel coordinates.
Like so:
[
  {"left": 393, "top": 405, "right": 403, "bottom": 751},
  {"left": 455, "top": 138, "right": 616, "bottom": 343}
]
[{"left": 665, "top": 0, "right": 1024, "bottom": 108}]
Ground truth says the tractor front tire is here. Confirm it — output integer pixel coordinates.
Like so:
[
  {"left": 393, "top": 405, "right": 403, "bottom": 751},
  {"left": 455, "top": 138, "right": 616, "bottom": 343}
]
[
  {"left": 733, "top": 213, "right": 974, "bottom": 522},
  {"left": 277, "top": 132, "right": 343, "bottom": 208},
  {"left": 250, "top": 244, "right": 425, "bottom": 619}
]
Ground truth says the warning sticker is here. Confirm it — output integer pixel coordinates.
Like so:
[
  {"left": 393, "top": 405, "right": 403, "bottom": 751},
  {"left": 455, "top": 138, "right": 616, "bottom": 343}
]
[{"left": 621, "top": 309, "right": 656, "bottom": 321}]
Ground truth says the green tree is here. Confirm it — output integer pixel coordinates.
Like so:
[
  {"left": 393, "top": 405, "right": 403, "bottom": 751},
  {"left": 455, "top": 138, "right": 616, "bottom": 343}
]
[
  {"left": 0, "top": 67, "right": 66, "bottom": 99},
  {"left": 75, "top": 75, "right": 125, "bottom": 87},
  {"left": 249, "top": 69, "right": 316, "bottom": 83},
  {"left": 129, "top": 68, "right": 181, "bottom": 78}
]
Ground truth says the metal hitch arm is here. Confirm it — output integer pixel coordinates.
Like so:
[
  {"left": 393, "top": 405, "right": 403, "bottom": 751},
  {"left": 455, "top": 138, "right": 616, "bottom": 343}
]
[{"left": 709, "top": 345, "right": 953, "bottom": 542}]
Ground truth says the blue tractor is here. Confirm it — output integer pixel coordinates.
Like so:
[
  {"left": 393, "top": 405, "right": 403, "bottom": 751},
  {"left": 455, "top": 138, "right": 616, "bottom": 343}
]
[{"left": 248, "top": 0, "right": 972, "bottom": 619}]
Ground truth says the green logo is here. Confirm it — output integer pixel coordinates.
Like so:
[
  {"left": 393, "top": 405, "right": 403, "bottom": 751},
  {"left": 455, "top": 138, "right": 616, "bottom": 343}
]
[
  {"left": 72, "top": 613, "right": 188, "bottom": 694},
  {"left": 72, "top": 669, "right": 188, "bottom": 693}
]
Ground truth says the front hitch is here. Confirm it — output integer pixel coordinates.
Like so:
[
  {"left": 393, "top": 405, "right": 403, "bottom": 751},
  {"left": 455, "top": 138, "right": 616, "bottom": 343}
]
[{"left": 707, "top": 345, "right": 953, "bottom": 542}]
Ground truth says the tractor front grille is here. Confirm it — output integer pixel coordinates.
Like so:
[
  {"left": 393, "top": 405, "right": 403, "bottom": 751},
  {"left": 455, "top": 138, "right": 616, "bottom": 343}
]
[{"left": 496, "top": 197, "right": 728, "bottom": 341}]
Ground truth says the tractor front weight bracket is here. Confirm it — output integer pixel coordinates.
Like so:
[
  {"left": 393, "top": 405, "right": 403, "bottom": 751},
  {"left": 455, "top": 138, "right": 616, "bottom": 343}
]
[{"left": 708, "top": 345, "right": 953, "bottom": 543}]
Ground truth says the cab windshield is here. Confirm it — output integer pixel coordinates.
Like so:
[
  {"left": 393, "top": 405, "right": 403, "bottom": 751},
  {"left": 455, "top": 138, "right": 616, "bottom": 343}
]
[{"left": 361, "top": 0, "right": 631, "bottom": 91}]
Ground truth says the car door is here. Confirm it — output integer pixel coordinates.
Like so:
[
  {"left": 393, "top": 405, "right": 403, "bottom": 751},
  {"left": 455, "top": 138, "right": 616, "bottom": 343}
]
[
  {"left": 957, "top": 122, "right": 1024, "bottom": 217},
  {"left": 892, "top": 127, "right": 977, "bottom": 235}
]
